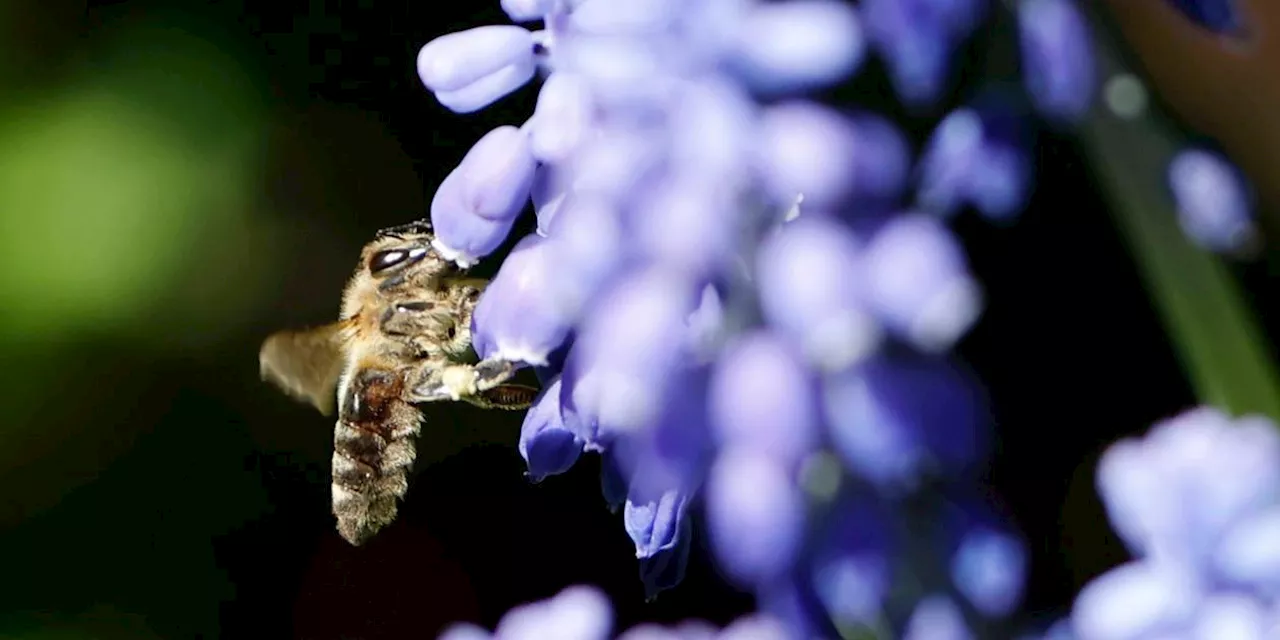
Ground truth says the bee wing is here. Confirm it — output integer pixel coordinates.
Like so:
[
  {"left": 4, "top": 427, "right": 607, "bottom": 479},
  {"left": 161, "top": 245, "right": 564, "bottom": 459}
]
[{"left": 259, "top": 322, "right": 350, "bottom": 416}]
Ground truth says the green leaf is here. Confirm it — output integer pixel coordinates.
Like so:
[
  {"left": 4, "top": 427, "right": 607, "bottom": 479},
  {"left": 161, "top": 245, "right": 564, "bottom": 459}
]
[{"left": 1078, "top": 18, "right": 1280, "bottom": 422}]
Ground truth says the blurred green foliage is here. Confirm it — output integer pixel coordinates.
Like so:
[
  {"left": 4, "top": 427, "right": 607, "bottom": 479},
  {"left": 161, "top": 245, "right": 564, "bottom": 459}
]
[
  {"left": 1081, "top": 18, "right": 1280, "bottom": 423},
  {"left": 0, "top": 20, "right": 274, "bottom": 347},
  {"left": 0, "top": 15, "right": 282, "bottom": 638}
]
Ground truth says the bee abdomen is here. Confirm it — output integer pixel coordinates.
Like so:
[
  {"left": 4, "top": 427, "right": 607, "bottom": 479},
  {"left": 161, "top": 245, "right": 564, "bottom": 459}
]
[{"left": 332, "top": 369, "right": 423, "bottom": 545}]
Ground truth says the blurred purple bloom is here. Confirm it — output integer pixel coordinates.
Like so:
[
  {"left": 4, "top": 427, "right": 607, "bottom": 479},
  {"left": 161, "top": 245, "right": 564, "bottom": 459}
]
[
  {"left": 941, "top": 495, "right": 1028, "bottom": 617},
  {"left": 904, "top": 596, "right": 975, "bottom": 640},
  {"left": 863, "top": 0, "right": 982, "bottom": 106},
  {"left": 1018, "top": 0, "right": 1096, "bottom": 123},
  {"left": 417, "top": 25, "right": 538, "bottom": 113},
  {"left": 1072, "top": 562, "right": 1201, "bottom": 640},
  {"left": 916, "top": 98, "right": 1034, "bottom": 221},
  {"left": 501, "top": 0, "right": 556, "bottom": 22},
  {"left": 561, "top": 266, "right": 702, "bottom": 446},
  {"left": 848, "top": 112, "right": 911, "bottom": 207},
  {"left": 810, "top": 494, "right": 893, "bottom": 625},
  {"left": 629, "top": 176, "right": 738, "bottom": 277},
  {"left": 568, "top": 0, "right": 680, "bottom": 35},
  {"left": 758, "top": 569, "right": 843, "bottom": 639},
  {"left": 519, "top": 376, "right": 583, "bottom": 482},
  {"left": 730, "top": 0, "right": 866, "bottom": 94},
  {"left": 543, "top": 194, "right": 626, "bottom": 317},
  {"left": 415, "top": 0, "right": 1054, "bottom": 623},
  {"left": 861, "top": 213, "right": 983, "bottom": 352},
  {"left": 1070, "top": 407, "right": 1280, "bottom": 640},
  {"left": 1164, "top": 0, "right": 1246, "bottom": 36},
  {"left": 715, "top": 615, "right": 790, "bottom": 640},
  {"left": 472, "top": 233, "right": 573, "bottom": 366},
  {"left": 756, "top": 101, "right": 859, "bottom": 210},
  {"left": 1167, "top": 148, "right": 1256, "bottom": 253},
  {"left": 708, "top": 330, "right": 820, "bottom": 467},
  {"left": 667, "top": 78, "right": 756, "bottom": 186},
  {"left": 705, "top": 446, "right": 806, "bottom": 588},
  {"left": 1096, "top": 407, "right": 1280, "bottom": 561},
  {"left": 440, "top": 584, "right": 613, "bottom": 640},
  {"left": 822, "top": 354, "right": 989, "bottom": 488},
  {"left": 756, "top": 215, "right": 882, "bottom": 372},
  {"left": 441, "top": 585, "right": 794, "bottom": 640}
]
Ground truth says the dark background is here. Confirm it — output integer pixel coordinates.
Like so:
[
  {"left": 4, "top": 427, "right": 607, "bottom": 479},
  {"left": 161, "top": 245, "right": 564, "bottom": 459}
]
[{"left": 0, "top": 2, "right": 1272, "bottom": 639}]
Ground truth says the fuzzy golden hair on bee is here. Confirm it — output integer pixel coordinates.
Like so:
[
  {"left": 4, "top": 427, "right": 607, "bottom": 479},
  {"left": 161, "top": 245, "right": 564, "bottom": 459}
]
[{"left": 259, "top": 219, "right": 538, "bottom": 545}]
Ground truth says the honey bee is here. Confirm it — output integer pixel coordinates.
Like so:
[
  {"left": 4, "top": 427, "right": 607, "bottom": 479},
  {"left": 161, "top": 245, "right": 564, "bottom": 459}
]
[{"left": 259, "top": 219, "right": 538, "bottom": 545}]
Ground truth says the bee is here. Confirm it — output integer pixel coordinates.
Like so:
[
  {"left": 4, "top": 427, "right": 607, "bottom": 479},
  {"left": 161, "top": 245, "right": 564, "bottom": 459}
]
[{"left": 259, "top": 219, "right": 538, "bottom": 545}]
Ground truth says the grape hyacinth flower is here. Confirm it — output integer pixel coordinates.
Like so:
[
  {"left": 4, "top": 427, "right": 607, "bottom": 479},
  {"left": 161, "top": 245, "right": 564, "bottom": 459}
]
[
  {"left": 1166, "top": 147, "right": 1257, "bottom": 254},
  {"left": 411, "top": 0, "right": 1109, "bottom": 634},
  {"left": 1070, "top": 407, "right": 1280, "bottom": 640},
  {"left": 439, "top": 584, "right": 790, "bottom": 640}
]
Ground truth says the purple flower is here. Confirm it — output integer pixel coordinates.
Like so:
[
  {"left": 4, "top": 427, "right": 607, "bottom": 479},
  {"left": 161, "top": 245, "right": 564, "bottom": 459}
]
[
  {"left": 1167, "top": 148, "right": 1256, "bottom": 253},
  {"left": 542, "top": 194, "right": 627, "bottom": 317},
  {"left": 862, "top": 0, "right": 981, "bottom": 106},
  {"left": 705, "top": 446, "right": 806, "bottom": 588},
  {"left": 501, "top": 0, "right": 556, "bottom": 23},
  {"left": 624, "top": 484, "right": 689, "bottom": 559},
  {"left": 471, "top": 233, "right": 573, "bottom": 366},
  {"left": 560, "top": 266, "right": 702, "bottom": 445},
  {"left": 756, "top": 214, "right": 882, "bottom": 372},
  {"left": 1163, "top": 0, "right": 1246, "bottom": 36},
  {"left": 1018, "top": 0, "right": 1096, "bottom": 123},
  {"left": 904, "top": 596, "right": 975, "bottom": 640},
  {"left": 628, "top": 177, "right": 738, "bottom": 279},
  {"left": 822, "top": 354, "right": 989, "bottom": 489},
  {"left": 417, "top": 25, "right": 539, "bottom": 113},
  {"left": 530, "top": 72, "right": 594, "bottom": 163},
  {"left": 413, "top": 0, "right": 1061, "bottom": 625},
  {"left": 708, "top": 330, "right": 820, "bottom": 468},
  {"left": 518, "top": 376, "right": 583, "bottom": 482},
  {"left": 440, "top": 585, "right": 799, "bottom": 639},
  {"left": 430, "top": 169, "right": 517, "bottom": 268},
  {"left": 941, "top": 495, "right": 1028, "bottom": 617},
  {"left": 637, "top": 517, "right": 693, "bottom": 600},
  {"left": 755, "top": 101, "right": 860, "bottom": 210},
  {"left": 916, "top": 97, "right": 1034, "bottom": 221},
  {"left": 599, "top": 450, "right": 628, "bottom": 513},
  {"left": 453, "top": 125, "right": 537, "bottom": 223},
  {"left": 809, "top": 494, "right": 893, "bottom": 626},
  {"left": 497, "top": 585, "right": 614, "bottom": 640},
  {"left": 1070, "top": 407, "right": 1280, "bottom": 640},
  {"left": 729, "top": 0, "right": 866, "bottom": 95},
  {"left": 861, "top": 213, "right": 983, "bottom": 352}
]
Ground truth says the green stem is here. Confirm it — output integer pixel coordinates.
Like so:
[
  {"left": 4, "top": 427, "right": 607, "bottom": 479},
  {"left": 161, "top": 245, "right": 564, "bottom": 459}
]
[{"left": 1077, "top": 10, "right": 1280, "bottom": 422}]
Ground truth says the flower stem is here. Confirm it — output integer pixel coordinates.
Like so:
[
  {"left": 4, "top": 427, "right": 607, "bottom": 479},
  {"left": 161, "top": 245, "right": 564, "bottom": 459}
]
[{"left": 1077, "top": 8, "right": 1280, "bottom": 422}]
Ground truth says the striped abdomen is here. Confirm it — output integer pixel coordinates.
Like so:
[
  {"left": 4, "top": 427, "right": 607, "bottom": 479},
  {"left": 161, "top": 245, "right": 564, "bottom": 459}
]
[{"left": 331, "top": 367, "right": 422, "bottom": 545}]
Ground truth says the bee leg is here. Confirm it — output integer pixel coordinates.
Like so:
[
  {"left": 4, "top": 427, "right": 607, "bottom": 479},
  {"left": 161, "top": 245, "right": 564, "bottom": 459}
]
[
  {"left": 461, "top": 384, "right": 540, "bottom": 410},
  {"left": 440, "top": 277, "right": 489, "bottom": 360},
  {"left": 408, "top": 358, "right": 523, "bottom": 404}
]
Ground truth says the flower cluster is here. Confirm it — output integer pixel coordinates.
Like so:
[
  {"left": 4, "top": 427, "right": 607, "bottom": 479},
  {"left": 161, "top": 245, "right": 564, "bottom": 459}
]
[
  {"left": 410, "top": 0, "right": 1112, "bottom": 635},
  {"left": 1069, "top": 407, "right": 1280, "bottom": 639},
  {"left": 439, "top": 584, "right": 790, "bottom": 640}
]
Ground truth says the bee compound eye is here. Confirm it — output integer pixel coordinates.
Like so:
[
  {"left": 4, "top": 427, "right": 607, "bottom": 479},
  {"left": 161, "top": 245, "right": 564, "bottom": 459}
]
[
  {"left": 369, "top": 247, "right": 430, "bottom": 273},
  {"left": 369, "top": 249, "right": 407, "bottom": 272}
]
